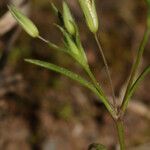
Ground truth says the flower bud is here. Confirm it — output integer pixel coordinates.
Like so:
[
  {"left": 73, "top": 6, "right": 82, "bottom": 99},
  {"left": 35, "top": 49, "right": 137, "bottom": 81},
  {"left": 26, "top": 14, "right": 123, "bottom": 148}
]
[
  {"left": 8, "top": 5, "right": 39, "bottom": 38},
  {"left": 78, "top": 0, "right": 99, "bottom": 33},
  {"left": 63, "top": 1, "right": 76, "bottom": 35}
]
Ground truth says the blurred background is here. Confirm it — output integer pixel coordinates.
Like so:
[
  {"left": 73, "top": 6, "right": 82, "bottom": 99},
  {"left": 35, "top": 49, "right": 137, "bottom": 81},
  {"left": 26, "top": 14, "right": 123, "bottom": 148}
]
[{"left": 0, "top": 0, "right": 150, "bottom": 150}]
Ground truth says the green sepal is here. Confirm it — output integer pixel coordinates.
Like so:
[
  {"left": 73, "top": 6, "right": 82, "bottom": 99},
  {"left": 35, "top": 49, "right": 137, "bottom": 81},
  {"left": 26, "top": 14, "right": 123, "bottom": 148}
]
[{"left": 56, "top": 24, "right": 79, "bottom": 55}]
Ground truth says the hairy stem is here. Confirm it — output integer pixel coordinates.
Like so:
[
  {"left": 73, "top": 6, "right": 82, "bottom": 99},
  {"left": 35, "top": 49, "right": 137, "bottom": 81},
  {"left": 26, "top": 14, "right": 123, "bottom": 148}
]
[
  {"left": 121, "top": 28, "right": 150, "bottom": 114},
  {"left": 94, "top": 33, "right": 116, "bottom": 108},
  {"left": 116, "top": 119, "right": 125, "bottom": 150}
]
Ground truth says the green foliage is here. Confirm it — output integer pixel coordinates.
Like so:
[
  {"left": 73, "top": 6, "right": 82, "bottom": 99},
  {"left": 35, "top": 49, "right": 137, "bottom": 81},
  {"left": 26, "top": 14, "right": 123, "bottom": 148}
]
[
  {"left": 128, "top": 65, "right": 150, "bottom": 100},
  {"left": 56, "top": 24, "right": 87, "bottom": 67},
  {"left": 9, "top": 1, "right": 150, "bottom": 150},
  {"left": 25, "top": 59, "right": 97, "bottom": 94},
  {"left": 57, "top": 25, "right": 79, "bottom": 55}
]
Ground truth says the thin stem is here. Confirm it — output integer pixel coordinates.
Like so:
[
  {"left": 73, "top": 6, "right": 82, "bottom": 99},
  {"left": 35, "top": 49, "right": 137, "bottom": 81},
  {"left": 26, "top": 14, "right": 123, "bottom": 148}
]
[
  {"left": 85, "top": 66, "right": 116, "bottom": 118},
  {"left": 38, "top": 36, "right": 68, "bottom": 53},
  {"left": 86, "top": 66, "right": 104, "bottom": 95},
  {"left": 94, "top": 33, "right": 116, "bottom": 108},
  {"left": 120, "top": 28, "right": 150, "bottom": 114},
  {"left": 38, "top": 36, "right": 49, "bottom": 43},
  {"left": 116, "top": 119, "right": 125, "bottom": 150}
]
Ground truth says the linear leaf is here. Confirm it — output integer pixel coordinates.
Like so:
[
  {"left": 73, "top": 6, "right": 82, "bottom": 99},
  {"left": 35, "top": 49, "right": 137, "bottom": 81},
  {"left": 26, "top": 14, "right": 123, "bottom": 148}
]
[
  {"left": 25, "top": 59, "right": 97, "bottom": 93},
  {"left": 25, "top": 59, "right": 114, "bottom": 117},
  {"left": 128, "top": 65, "right": 150, "bottom": 99}
]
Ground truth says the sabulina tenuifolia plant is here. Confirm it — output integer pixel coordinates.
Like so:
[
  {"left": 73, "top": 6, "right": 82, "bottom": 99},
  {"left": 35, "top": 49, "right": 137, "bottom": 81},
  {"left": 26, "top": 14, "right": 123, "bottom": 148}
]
[{"left": 8, "top": 0, "right": 150, "bottom": 149}]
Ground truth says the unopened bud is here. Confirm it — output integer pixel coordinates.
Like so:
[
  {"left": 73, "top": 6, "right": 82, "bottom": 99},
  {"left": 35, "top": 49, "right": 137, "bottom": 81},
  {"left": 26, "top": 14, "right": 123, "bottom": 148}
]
[
  {"left": 78, "top": 0, "right": 99, "bottom": 33},
  {"left": 63, "top": 1, "right": 76, "bottom": 35},
  {"left": 8, "top": 5, "right": 39, "bottom": 38}
]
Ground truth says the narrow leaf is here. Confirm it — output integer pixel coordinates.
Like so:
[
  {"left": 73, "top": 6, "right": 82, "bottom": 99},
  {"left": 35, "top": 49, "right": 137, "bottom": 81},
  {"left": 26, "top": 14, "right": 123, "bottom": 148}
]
[
  {"left": 55, "top": 24, "right": 80, "bottom": 55},
  {"left": 25, "top": 59, "right": 96, "bottom": 92},
  {"left": 51, "top": 3, "right": 59, "bottom": 16},
  {"left": 25, "top": 59, "right": 112, "bottom": 115},
  {"left": 128, "top": 65, "right": 150, "bottom": 99},
  {"left": 73, "top": 22, "right": 87, "bottom": 62}
]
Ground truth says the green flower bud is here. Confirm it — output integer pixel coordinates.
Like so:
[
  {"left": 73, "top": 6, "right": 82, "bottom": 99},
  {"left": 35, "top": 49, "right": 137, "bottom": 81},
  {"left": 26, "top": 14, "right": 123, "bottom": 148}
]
[
  {"left": 8, "top": 5, "right": 39, "bottom": 38},
  {"left": 78, "top": 0, "right": 99, "bottom": 33},
  {"left": 63, "top": 1, "right": 76, "bottom": 35}
]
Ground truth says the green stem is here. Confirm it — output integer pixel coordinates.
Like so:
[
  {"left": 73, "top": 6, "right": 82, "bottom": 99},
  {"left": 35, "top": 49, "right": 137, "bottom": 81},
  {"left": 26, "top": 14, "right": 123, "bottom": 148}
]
[
  {"left": 85, "top": 66, "right": 116, "bottom": 118},
  {"left": 38, "top": 36, "right": 49, "bottom": 43},
  {"left": 121, "top": 28, "right": 150, "bottom": 114},
  {"left": 86, "top": 66, "right": 105, "bottom": 96},
  {"left": 39, "top": 35, "right": 116, "bottom": 118},
  {"left": 38, "top": 36, "right": 68, "bottom": 53},
  {"left": 94, "top": 33, "right": 116, "bottom": 108},
  {"left": 116, "top": 119, "right": 125, "bottom": 150}
]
